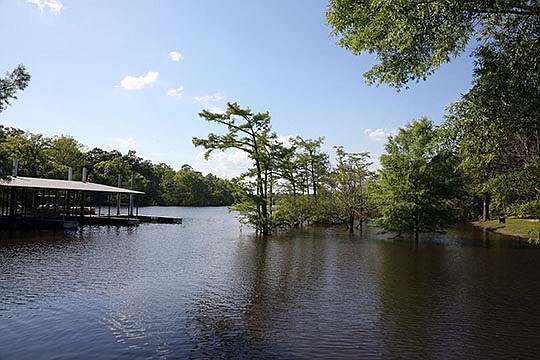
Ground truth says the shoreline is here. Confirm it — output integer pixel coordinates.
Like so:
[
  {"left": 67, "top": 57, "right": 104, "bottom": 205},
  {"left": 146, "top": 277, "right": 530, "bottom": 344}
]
[{"left": 471, "top": 218, "right": 539, "bottom": 242}]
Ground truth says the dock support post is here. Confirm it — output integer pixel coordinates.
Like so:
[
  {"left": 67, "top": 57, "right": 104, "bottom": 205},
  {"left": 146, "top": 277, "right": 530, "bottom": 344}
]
[
  {"left": 129, "top": 173, "right": 134, "bottom": 217},
  {"left": 80, "top": 191, "right": 85, "bottom": 220},
  {"left": 12, "top": 159, "right": 18, "bottom": 177},
  {"left": 116, "top": 174, "right": 122, "bottom": 215}
]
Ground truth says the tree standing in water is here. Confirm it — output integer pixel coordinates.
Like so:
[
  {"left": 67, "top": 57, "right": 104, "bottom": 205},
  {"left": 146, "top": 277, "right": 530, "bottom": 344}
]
[
  {"left": 328, "top": 146, "right": 372, "bottom": 233},
  {"left": 193, "top": 102, "right": 276, "bottom": 236},
  {"left": 370, "top": 118, "right": 461, "bottom": 243}
]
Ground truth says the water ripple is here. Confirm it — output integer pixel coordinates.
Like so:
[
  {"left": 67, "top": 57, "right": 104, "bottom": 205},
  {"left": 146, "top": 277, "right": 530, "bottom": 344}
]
[{"left": 2, "top": 211, "right": 540, "bottom": 359}]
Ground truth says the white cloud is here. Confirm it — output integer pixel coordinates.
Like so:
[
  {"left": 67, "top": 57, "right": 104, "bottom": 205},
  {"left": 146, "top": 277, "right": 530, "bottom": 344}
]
[
  {"left": 27, "top": 0, "right": 63, "bottom": 13},
  {"left": 169, "top": 51, "right": 183, "bottom": 62},
  {"left": 195, "top": 149, "right": 252, "bottom": 179},
  {"left": 276, "top": 135, "right": 295, "bottom": 148},
  {"left": 370, "top": 153, "right": 382, "bottom": 171},
  {"left": 364, "top": 128, "right": 395, "bottom": 141},
  {"left": 166, "top": 85, "right": 184, "bottom": 99},
  {"left": 193, "top": 92, "right": 225, "bottom": 106},
  {"left": 206, "top": 106, "right": 226, "bottom": 114},
  {"left": 119, "top": 71, "right": 159, "bottom": 90},
  {"left": 45, "top": 0, "right": 62, "bottom": 12},
  {"left": 108, "top": 137, "right": 139, "bottom": 150}
]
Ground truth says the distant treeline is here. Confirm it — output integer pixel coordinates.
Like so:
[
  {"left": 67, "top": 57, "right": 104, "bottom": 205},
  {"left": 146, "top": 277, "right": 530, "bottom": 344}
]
[{"left": 0, "top": 126, "right": 238, "bottom": 206}]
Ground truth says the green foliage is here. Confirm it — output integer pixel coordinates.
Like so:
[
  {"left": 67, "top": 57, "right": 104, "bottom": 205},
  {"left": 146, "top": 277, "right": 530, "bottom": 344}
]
[
  {"left": 0, "top": 127, "right": 236, "bottom": 207},
  {"left": 0, "top": 64, "right": 31, "bottom": 113},
  {"left": 324, "top": 146, "right": 373, "bottom": 232},
  {"left": 193, "top": 102, "right": 277, "bottom": 235},
  {"left": 370, "top": 118, "right": 463, "bottom": 242},
  {"left": 441, "top": 8, "right": 540, "bottom": 220},
  {"left": 328, "top": 0, "right": 539, "bottom": 222},
  {"left": 0, "top": 128, "right": 50, "bottom": 177},
  {"left": 273, "top": 195, "right": 318, "bottom": 228},
  {"left": 44, "top": 135, "right": 86, "bottom": 179},
  {"left": 326, "top": 0, "right": 539, "bottom": 88},
  {"left": 290, "top": 136, "right": 330, "bottom": 202},
  {"left": 530, "top": 217, "right": 540, "bottom": 245},
  {"left": 161, "top": 169, "right": 237, "bottom": 206}
]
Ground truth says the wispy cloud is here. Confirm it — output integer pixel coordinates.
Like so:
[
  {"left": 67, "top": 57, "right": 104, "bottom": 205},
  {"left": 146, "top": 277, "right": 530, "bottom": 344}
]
[
  {"left": 169, "top": 51, "right": 183, "bottom": 62},
  {"left": 205, "top": 106, "right": 226, "bottom": 114},
  {"left": 119, "top": 71, "right": 159, "bottom": 90},
  {"left": 364, "top": 128, "right": 395, "bottom": 141},
  {"left": 193, "top": 92, "right": 225, "bottom": 106},
  {"left": 108, "top": 137, "right": 139, "bottom": 150},
  {"left": 195, "top": 149, "right": 252, "bottom": 179},
  {"left": 166, "top": 85, "right": 184, "bottom": 99},
  {"left": 27, "top": 0, "right": 63, "bottom": 13}
]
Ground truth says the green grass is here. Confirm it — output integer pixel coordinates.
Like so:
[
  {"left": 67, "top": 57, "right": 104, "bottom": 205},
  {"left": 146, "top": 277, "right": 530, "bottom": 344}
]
[{"left": 473, "top": 218, "right": 540, "bottom": 243}]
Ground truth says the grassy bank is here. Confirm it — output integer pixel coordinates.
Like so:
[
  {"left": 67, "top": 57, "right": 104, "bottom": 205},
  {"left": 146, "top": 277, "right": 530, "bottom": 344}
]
[{"left": 472, "top": 218, "right": 540, "bottom": 243}]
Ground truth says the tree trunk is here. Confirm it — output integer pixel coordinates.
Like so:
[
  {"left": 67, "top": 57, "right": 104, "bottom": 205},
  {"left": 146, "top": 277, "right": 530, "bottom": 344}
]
[
  {"left": 482, "top": 194, "right": 490, "bottom": 222},
  {"left": 355, "top": 218, "right": 363, "bottom": 232},
  {"left": 311, "top": 168, "right": 317, "bottom": 203},
  {"left": 349, "top": 213, "right": 354, "bottom": 233},
  {"left": 414, "top": 212, "right": 419, "bottom": 244}
]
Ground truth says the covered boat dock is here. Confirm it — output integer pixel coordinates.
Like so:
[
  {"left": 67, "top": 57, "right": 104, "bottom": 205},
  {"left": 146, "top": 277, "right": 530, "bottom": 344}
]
[{"left": 0, "top": 175, "right": 146, "bottom": 229}]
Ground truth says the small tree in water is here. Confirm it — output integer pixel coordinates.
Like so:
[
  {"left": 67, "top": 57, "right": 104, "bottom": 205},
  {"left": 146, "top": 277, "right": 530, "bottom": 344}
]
[
  {"left": 326, "top": 146, "right": 373, "bottom": 233},
  {"left": 370, "top": 118, "right": 462, "bottom": 243}
]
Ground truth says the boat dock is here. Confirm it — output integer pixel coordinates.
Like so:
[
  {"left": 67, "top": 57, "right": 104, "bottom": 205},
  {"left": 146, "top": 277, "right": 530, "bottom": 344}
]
[{"left": 0, "top": 170, "right": 182, "bottom": 230}]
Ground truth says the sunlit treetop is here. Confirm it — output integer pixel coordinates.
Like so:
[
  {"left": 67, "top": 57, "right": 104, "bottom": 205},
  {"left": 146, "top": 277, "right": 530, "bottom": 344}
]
[{"left": 326, "top": 0, "right": 540, "bottom": 88}]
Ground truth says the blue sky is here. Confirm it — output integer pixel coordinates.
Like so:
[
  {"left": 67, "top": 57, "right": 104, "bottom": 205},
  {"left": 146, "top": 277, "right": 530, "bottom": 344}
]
[{"left": 1, "top": 0, "right": 474, "bottom": 178}]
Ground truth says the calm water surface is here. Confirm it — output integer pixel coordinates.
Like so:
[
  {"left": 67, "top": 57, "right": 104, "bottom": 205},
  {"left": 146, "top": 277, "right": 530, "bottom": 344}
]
[{"left": 1, "top": 207, "right": 540, "bottom": 359}]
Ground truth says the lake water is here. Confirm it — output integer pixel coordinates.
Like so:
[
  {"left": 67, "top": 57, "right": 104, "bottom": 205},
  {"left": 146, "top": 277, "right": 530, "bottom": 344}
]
[{"left": 1, "top": 207, "right": 540, "bottom": 359}]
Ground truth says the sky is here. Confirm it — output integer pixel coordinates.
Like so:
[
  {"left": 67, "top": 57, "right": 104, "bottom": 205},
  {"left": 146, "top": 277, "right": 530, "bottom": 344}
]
[{"left": 0, "top": 0, "right": 474, "bottom": 178}]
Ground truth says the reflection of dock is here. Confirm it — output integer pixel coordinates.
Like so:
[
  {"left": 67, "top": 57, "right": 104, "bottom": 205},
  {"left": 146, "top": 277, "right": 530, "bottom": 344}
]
[
  {"left": 0, "top": 214, "right": 183, "bottom": 230},
  {"left": 0, "top": 216, "right": 79, "bottom": 230},
  {"left": 82, "top": 214, "right": 182, "bottom": 226},
  {"left": 135, "top": 215, "right": 183, "bottom": 224}
]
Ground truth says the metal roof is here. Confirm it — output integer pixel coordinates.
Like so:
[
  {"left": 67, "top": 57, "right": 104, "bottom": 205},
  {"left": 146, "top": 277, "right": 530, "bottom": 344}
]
[{"left": 0, "top": 176, "right": 144, "bottom": 194}]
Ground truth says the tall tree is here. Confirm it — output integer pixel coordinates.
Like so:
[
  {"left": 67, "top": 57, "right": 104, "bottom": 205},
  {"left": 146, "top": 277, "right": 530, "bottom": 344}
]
[
  {"left": 193, "top": 102, "right": 276, "bottom": 235},
  {"left": 327, "top": 146, "right": 373, "bottom": 233},
  {"left": 43, "top": 135, "right": 86, "bottom": 179},
  {"left": 0, "top": 129, "right": 49, "bottom": 177},
  {"left": 327, "top": 0, "right": 539, "bottom": 221},
  {"left": 0, "top": 65, "right": 31, "bottom": 113},
  {"left": 371, "top": 118, "right": 462, "bottom": 243},
  {"left": 291, "top": 136, "right": 329, "bottom": 203},
  {"left": 443, "top": 14, "right": 540, "bottom": 219}
]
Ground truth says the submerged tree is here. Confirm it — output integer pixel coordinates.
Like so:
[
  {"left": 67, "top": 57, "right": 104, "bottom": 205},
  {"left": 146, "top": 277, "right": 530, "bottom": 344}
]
[
  {"left": 291, "top": 136, "right": 329, "bottom": 203},
  {"left": 326, "top": 146, "right": 373, "bottom": 233},
  {"left": 371, "top": 118, "right": 462, "bottom": 243},
  {"left": 193, "top": 102, "right": 276, "bottom": 235}
]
